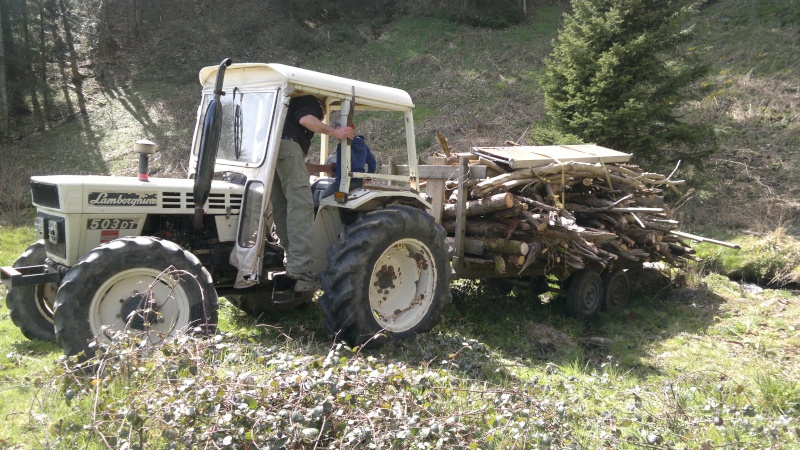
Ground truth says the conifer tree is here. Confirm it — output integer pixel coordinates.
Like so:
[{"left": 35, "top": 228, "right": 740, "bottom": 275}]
[{"left": 542, "top": 0, "right": 713, "bottom": 163}]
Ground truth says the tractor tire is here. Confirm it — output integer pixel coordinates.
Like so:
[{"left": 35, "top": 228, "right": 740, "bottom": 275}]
[
  {"left": 319, "top": 205, "right": 452, "bottom": 347},
  {"left": 5, "top": 241, "right": 57, "bottom": 341},
  {"left": 565, "top": 269, "right": 603, "bottom": 320},
  {"left": 602, "top": 270, "right": 630, "bottom": 312},
  {"left": 53, "top": 237, "right": 218, "bottom": 358}
]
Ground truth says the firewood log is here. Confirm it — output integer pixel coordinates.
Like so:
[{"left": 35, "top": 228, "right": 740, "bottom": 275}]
[{"left": 442, "top": 192, "right": 516, "bottom": 219}]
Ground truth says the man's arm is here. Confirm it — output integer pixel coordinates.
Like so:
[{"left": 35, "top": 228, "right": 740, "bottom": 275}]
[
  {"left": 299, "top": 114, "right": 354, "bottom": 141},
  {"left": 306, "top": 162, "right": 334, "bottom": 175}
]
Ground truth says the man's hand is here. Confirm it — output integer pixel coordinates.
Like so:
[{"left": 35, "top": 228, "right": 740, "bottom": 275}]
[
  {"left": 299, "top": 114, "right": 355, "bottom": 141},
  {"left": 330, "top": 126, "right": 355, "bottom": 141}
]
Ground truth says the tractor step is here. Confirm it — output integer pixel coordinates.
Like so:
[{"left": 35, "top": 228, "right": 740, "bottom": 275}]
[{"left": 1, "top": 265, "right": 60, "bottom": 288}]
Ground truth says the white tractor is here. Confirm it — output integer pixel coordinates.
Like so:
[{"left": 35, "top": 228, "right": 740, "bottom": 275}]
[{"left": 2, "top": 59, "right": 452, "bottom": 357}]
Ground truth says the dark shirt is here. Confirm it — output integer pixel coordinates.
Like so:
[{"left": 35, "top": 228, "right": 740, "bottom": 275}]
[
  {"left": 333, "top": 135, "right": 377, "bottom": 180},
  {"left": 282, "top": 95, "right": 324, "bottom": 155}
]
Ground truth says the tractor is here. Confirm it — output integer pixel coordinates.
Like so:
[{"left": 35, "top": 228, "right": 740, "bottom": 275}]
[{"left": 2, "top": 59, "right": 452, "bottom": 357}]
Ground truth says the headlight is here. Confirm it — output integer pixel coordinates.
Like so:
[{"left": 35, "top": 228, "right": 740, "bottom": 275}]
[{"left": 34, "top": 216, "right": 45, "bottom": 239}]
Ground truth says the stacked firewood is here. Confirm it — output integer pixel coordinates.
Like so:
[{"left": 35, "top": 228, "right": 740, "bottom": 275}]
[{"left": 441, "top": 160, "right": 700, "bottom": 275}]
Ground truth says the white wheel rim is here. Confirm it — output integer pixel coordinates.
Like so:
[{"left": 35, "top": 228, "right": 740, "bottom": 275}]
[
  {"left": 369, "top": 238, "right": 437, "bottom": 333},
  {"left": 35, "top": 282, "right": 57, "bottom": 324},
  {"left": 89, "top": 268, "right": 192, "bottom": 344}
]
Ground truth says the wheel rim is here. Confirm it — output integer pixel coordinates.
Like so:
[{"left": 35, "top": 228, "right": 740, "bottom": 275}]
[
  {"left": 34, "top": 282, "right": 57, "bottom": 324},
  {"left": 89, "top": 268, "right": 192, "bottom": 344},
  {"left": 578, "top": 278, "right": 601, "bottom": 313},
  {"left": 605, "top": 273, "right": 628, "bottom": 309},
  {"left": 369, "top": 238, "right": 437, "bottom": 333}
]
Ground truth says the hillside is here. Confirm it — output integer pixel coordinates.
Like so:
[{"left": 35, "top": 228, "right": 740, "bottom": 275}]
[{"left": 1, "top": 0, "right": 798, "bottom": 234}]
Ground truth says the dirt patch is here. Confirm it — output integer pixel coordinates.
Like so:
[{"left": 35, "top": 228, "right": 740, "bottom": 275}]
[{"left": 523, "top": 322, "right": 577, "bottom": 357}]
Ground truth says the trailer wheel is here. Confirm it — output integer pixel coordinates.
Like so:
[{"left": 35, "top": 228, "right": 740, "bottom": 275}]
[
  {"left": 54, "top": 237, "right": 218, "bottom": 358},
  {"left": 602, "top": 270, "right": 630, "bottom": 312},
  {"left": 5, "top": 241, "right": 57, "bottom": 341},
  {"left": 319, "top": 205, "right": 451, "bottom": 347},
  {"left": 565, "top": 269, "right": 603, "bottom": 319}
]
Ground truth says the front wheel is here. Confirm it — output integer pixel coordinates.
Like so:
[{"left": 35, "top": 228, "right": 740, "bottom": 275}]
[
  {"left": 5, "top": 241, "right": 57, "bottom": 341},
  {"left": 54, "top": 237, "right": 218, "bottom": 358},
  {"left": 319, "top": 205, "right": 452, "bottom": 347}
]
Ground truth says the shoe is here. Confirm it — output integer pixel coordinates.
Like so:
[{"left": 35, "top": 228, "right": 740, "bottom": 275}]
[{"left": 286, "top": 270, "right": 319, "bottom": 282}]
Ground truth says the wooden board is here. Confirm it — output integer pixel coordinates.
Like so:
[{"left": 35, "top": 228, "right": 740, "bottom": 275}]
[{"left": 471, "top": 144, "right": 632, "bottom": 169}]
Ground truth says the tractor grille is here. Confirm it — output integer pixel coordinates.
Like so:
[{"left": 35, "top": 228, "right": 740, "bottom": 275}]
[
  {"left": 161, "top": 192, "right": 242, "bottom": 212},
  {"left": 31, "top": 181, "right": 60, "bottom": 209}
]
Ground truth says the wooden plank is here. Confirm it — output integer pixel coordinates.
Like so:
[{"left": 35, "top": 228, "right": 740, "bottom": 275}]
[
  {"left": 381, "top": 164, "right": 487, "bottom": 179},
  {"left": 472, "top": 144, "right": 632, "bottom": 169},
  {"left": 387, "top": 156, "right": 397, "bottom": 186}
]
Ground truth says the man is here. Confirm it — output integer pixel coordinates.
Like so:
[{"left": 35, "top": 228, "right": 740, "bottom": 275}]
[{"left": 272, "top": 95, "right": 354, "bottom": 282}]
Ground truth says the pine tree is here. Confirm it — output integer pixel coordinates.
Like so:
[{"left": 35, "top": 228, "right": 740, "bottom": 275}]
[{"left": 542, "top": 0, "right": 713, "bottom": 164}]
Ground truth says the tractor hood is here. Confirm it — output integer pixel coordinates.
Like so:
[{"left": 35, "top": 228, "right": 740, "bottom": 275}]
[{"left": 30, "top": 175, "right": 243, "bottom": 215}]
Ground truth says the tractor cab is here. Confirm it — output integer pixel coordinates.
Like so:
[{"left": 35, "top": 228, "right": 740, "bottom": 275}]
[{"left": 189, "top": 61, "right": 429, "bottom": 289}]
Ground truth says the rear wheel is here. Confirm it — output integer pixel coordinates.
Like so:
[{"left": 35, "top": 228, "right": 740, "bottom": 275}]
[
  {"left": 5, "top": 241, "right": 57, "bottom": 341},
  {"left": 565, "top": 269, "right": 603, "bottom": 319},
  {"left": 319, "top": 205, "right": 451, "bottom": 347},
  {"left": 54, "top": 237, "right": 218, "bottom": 358},
  {"left": 602, "top": 270, "right": 630, "bottom": 312}
]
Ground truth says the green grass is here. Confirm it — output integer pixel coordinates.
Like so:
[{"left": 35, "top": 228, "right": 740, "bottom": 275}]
[
  {"left": 696, "top": 228, "right": 800, "bottom": 286},
  {"left": 1, "top": 231, "right": 799, "bottom": 447}
]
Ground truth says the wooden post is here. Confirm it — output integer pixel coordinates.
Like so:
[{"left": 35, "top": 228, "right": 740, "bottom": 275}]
[
  {"left": 425, "top": 156, "right": 447, "bottom": 224},
  {"left": 387, "top": 156, "right": 397, "bottom": 186},
  {"left": 453, "top": 156, "right": 470, "bottom": 278}
]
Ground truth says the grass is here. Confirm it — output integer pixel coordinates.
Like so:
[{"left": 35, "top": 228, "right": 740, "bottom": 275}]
[
  {"left": 1, "top": 230, "right": 799, "bottom": 447},
  {"left": 695, "top": 227, "right": 800, "bottom": 286}
]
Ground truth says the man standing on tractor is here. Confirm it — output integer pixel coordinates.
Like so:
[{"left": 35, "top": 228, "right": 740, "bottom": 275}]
[{"left": 274, "top": 95, "right": 354, "bottom": 282}]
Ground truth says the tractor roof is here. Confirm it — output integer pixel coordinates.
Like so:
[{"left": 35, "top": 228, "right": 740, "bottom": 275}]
[{"left": 198, "top": 63, "right": 414, "bottom": 111}]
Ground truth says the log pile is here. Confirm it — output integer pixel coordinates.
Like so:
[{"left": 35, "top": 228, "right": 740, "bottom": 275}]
[{"left": 442, "top": 160, "right": 700, "bottom": 276}]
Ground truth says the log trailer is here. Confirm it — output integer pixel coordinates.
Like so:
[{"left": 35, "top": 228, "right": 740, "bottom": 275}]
[{"left": 1, "top": 60, "right": 700, "bottom": 358}]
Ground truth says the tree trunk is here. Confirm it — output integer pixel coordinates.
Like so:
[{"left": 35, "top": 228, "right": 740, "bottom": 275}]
[
  {"left": 1, "top": 0, "right": 28, "bottom": 117},
  {"left": 37, "top": 0, "right": 50, "bottom": 125},
  {"left": 46, "top": 0, "right": 74, "bottom": 118},
  {"left": 22, "top": 2, "right": 44, "bottom": 128},
  {"left": 0, "top": 6, "right": 8, "bottom": 141},
  {"left": 130, "top": 0, "right": 143, "bottom": 35},
  {"left": 58, "top": 0, "right": 86, "bottom": 114},
  {"left": 97, "top": 0, "right": 110, "bottom": 59}
]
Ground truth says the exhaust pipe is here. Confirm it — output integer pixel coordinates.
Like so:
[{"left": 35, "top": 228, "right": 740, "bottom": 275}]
[
  {"left": 193, "top": 58, "right": 232, "bottom": 230},
  {"left": 134, "top": 139, "right": 157, "bottom": 181}
]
